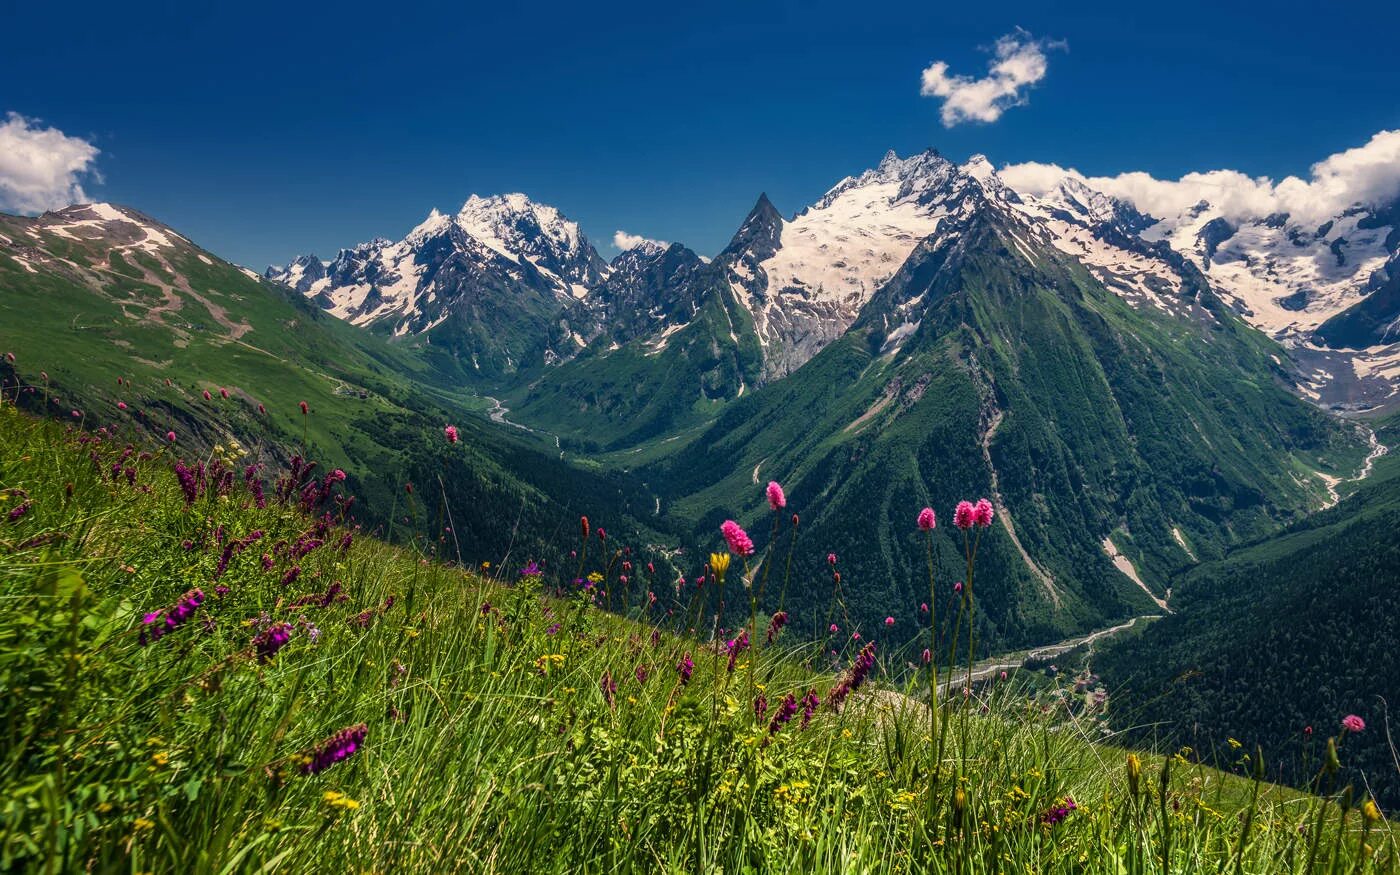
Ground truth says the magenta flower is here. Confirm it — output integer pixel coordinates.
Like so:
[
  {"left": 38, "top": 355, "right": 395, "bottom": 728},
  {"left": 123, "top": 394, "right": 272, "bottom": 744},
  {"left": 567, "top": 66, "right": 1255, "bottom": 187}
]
[
  {"left": 827, "top": 552, "right": 837, "bottom": 565},
  {"left": 167, "top": 430, "right": 176, "bottom": 442},
  {"left": 768, "top": 693, "right": 799, "bottom": 735},
  {"left": 766, "top": 480, "right": 786, "bottom": 511},
  {"left": 139, "top": 588, "right": 205, "bottom": 645},
  {"left": 799, "top": 689, "right": 821, "bottom": 729},
  {"left": 973, "top": 498, "right": 994, "bottom": 527},
  {"left": 1342, "top": 714, "right": 1366, "bottom": 733},
  {"left": 253, "top": 622, "right": 293, "bottom": 662},
  {"left": 953, "top": 500, "right": 976, "bottom": 530},
  {"left": 219, "top": 387, "right": 229, "bottom": 399},
  {"left": 202, "top": 390, "right": 212, "bottom": 401},
  {"left": 300, "top": 723, "right": 367, "bottom": 775},
  {"left": 884, "top": 616, "right": 894, "bottom": 627},
  {"left": 117, "top": 401, "right": 128, "bottom": 410},
  {"left": 299, "top": 400, "right": 309, "bottom": 415},
  {"left": 444, "top": 424, "right": 459, "bottom": 443},
  {"left": 600, "top": 670, "right": 617, "bottom": 710},
  {"left": 720, "top": 519, "right": 754, "bottom": 557},
  {"left": 766, "top": 610, "right": 788, "bottom": 644},
  {"left": 678, "top": 652, "right": 694, "bottom": 685},
  {"left": 922, "top": 648, "right": 931, "bottom": 664},
  {"left": 829, "top": 623, "right": 839, "bottom": 634},
  {"left": 917, "top": 507, "right": 936, "bottom": 531},
  {"left": 8, "top": 502, "right": 32, "bottom": 522}
]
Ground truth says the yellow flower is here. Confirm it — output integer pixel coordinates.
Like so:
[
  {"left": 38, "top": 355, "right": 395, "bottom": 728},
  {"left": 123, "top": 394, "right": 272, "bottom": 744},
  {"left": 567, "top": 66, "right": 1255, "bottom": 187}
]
[
  {"left": 709, "top": 552, "right": 731, "bottom": 584},
  {"left": 150, "top": 751, "right": 169, "bottom": 766},
  {"left": 1227, "top": 737, "right": 1242, "bottom": 749},
  {"left": 323, "top": 791, "right": 361, "bottom": 810},
  {"left": 1126, "top": 753, "right": 1142, "bottom": 795},
  {"left": 1362, "top": 800, "right": 1382, "bottom": 823},
  {"left": 133, "top": 817, "right": 154, "bottom": 832}
]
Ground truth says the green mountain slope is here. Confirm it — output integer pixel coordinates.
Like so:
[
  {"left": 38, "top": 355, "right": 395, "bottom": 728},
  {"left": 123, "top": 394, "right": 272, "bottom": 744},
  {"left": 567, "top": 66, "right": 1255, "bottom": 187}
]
[
  {"left": 0, "top": 204, "right": 667, "bottom": 563},
  {"left": 1096, "top": 414, "right": 1400, "bottom": 806},
  {"left": 640, "top": 202, "right": 1368, "bottom": 654}
]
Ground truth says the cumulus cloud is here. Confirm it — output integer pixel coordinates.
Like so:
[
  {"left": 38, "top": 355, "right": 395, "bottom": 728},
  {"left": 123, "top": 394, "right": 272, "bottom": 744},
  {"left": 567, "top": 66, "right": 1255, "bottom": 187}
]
[
  {"left": 0, "top": 112, "right": 101, "bottom": 214},
  {"left": 613, "top": 230, "right": 666, "bottom": 251},
  {"left": 920, "top": 30, "right": 1064, "bottom": 127},
  {"left": 1000, "top": 129, "right": 1400, "bottom": 224}
]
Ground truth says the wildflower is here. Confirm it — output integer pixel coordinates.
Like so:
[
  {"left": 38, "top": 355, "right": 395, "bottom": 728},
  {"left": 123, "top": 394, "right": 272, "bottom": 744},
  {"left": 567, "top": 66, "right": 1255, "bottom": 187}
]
[
  {"left": 1126, "top": 753, "right": 1142, "bottom": 795},
  {"left": 917, "top": 507, "right": 936, "bottom": 531},
  {"left": 829, "top": 623, "right": 839, "bottom": 634},
  {"left": 519, "top": 560, "right": 542, "bottom": 578},
  {"left": 754, "top": 694, "right": 768, "bottom": 722},
  {"left": 766, "top": 480, "right": 786, "bottom": 510},
  {"left": 281, "top": 566, "right": 301, "bottom": 587},
  {"left": 635, "top": 664, "right": 649, "bottom": 684},
  {"left": 444, "top": 424, "right": 459, "bottom": 443},
  {"left": 7, "top": 501, "right": 30, "bottom": 522},
  {"left": 884, "top": 616, "right": 894, "bottom": 627},
  {"left": 827, "top": 552, "right": 837, "bottom": 565},
  {"left": 922, "top": 648, "right": 931, "bottom": 664},
  {"left": 202, "top": 390, "right": 212, "bottom": 401},
  {"left": 953, "top": 501, "right": 976, "bottom": 530},
  {"left": 140, "top": 588, "right": 205, "bottom": 645},
  {"left": 580, "top": 516, "right": 589, "bottom": 539},
  {"left": 300, "top": 723, "right": 368, "bottom": 775},
  {"left": 791, "top": 513, "right": 799, "bottom": 527},
  {"left": 827, "top": 643, "right": 876, "bottom": 712},
  {"left": 710, "top": 552, "right": 731, "bottom": 584},
  {"left": 323, "top": 790, "right": 360, "bottom": 811},
  {"left": 678, "top": 652, "right": 694, "bottom": 685},
  {"left": 117, "top": 401, "right": 128, "bottom": 410},
  {"left": 920, "top": 602, "right": 928, "bottom": 613},
  {"left": 720, "top": 520, "right": 754, "bottom": 557},
  {"left": 299, "top": 400, "right": 309, "bottom": 415},
  {"left": 647, "top": 561, "right": 655, "bottom": 574},
  {"left": 1342, "top": 714, "right": 1366, "bottom": 733},
  {"left": 1304, "top": 725, "right": 1313, "bottom": 736},
  {"left": 167, "top": 430, "right": 176, "bottom": 442},
  {"left": 726, "top": 630, "right": 750, "bottom": 672},
  {"left": 219, "top": 387, "right": 229, "bottom": 399},
  {"left": 1040, "top": 796, "right": 1078, "bottom": 826},
  {"left": 253, "top": 622, "right": 293, "bottom": 662},
  {"left": 954, "top": 581, "right": 963, "bottom": 595},
  {"left": 799, "top": 689, "right": 820, "bottom": 729},
  {"left": 768, "top": 693, "right": 798, "bottom": 735},
  {"left": 1362, "top": 800, "right": 1382, "bottom": 823},
  {"left": 71, "top": 409, "right": 82, "bottom": 418},
  {"left": 258, "top": 403, "right": 266, "bottom": 414},
  {"left": 766, "top": 610, "right": 788, "bottom": 644},
  {"left": 973, "top": 498, "right": 994, "bottom": 527},
  {"left": 600, "top": 670, "right": 617, "bottom": 710}
]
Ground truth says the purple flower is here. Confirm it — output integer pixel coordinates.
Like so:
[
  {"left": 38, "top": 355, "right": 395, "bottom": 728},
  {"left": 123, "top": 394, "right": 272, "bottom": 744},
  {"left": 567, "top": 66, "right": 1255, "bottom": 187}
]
[
  {"left": 300, "top": 723, "right": 368, "bottom": 775},
  {"left": 140, "top": 588, "right": 205, "bottom": 645},
  {"left": 253, "top": 622, "right": 293, "bottom": 662},
  {"left": 7, "top": 502, "right": 31, "bottom": 522},
  {"left": 726, "top": 630, "right": 750, "bottom": 673},
  {"left": 678, "top": 652, "right": 694, "bottom": 685},
  {"left": 519, "top": 561, "right": 542, "bottom": 578},
  {"left": 768, "top": 693, "right": 799, "bottom": 735},
  {"left": 600, "top": 670, "right": 617, "bottom": 710},
  {"left": 1040, "top": 797, "right": 1077, "bottom": 826},
  {"left": 799, "top": 689, "right": 821, "bottom": 729},
  {"left": 754, "top": 693, "right": 768, "bottom": 722},
  {"left": 766, "top": 610, "right": 788, "bottom": 645}
]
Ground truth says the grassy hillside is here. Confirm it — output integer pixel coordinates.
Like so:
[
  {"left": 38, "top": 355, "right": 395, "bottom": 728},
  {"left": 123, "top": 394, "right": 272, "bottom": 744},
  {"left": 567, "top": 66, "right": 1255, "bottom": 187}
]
[
  {"left": 1, "top": 406, "right": 1392, "bottom": 872},
  {"left": 1097, "top": 414, "right": 1400, "bottom": 807},
  {"left": 0, "top": 207, "right": 668, "bottom": 568}
]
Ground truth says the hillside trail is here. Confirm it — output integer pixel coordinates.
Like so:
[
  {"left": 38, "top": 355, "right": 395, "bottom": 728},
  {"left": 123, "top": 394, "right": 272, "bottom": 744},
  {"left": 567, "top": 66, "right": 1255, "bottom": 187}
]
[{"left": 981, "top": 409, "right": 1060, "bottom": 607}]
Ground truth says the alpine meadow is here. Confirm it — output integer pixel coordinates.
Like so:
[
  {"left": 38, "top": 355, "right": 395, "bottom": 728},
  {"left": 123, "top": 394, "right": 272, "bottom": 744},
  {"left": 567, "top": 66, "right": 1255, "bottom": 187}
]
[{"left": 3, "top": 4, "right": 1400, "bottom": 872}]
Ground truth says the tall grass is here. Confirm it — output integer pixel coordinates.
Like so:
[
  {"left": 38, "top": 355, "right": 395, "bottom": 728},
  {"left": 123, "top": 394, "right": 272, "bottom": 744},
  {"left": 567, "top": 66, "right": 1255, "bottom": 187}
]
[{"left": 0, "top": 402, "right": 1392, "bottom": 873}]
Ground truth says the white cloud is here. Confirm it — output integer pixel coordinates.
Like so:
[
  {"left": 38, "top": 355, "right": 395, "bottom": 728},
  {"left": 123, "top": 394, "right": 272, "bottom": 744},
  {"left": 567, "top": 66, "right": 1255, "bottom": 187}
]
[
  {"left": 0, "top": 112, "right": 101, "bottom": 214},
  {"left": 1000, "top": 129, "right": 1400, "bottom": 225},
  {"left": 920, "top": 30, "right": 1063, "bottom": 127},
  {"left": 613, "top": 230, "right": 666, "bottom": 251}
]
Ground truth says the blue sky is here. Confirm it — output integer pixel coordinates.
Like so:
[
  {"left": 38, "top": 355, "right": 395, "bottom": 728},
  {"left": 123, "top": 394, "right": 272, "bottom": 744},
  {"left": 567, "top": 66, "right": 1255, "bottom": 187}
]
[{"left": 4, "top": 0, "right": 1399, "bottom": 268}]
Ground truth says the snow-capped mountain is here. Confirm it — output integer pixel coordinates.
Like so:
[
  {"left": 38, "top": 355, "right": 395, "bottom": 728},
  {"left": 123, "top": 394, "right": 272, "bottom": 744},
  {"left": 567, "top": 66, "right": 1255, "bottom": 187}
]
[{"left": 266, "top": 194, "right": 608, "bottom": 378}]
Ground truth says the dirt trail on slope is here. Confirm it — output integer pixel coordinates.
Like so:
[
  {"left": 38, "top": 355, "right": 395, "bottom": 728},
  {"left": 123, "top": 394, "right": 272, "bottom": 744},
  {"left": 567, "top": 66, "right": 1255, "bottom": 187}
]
[{"left": 981, "top": 410, "right": 1060, "bottom": 607}]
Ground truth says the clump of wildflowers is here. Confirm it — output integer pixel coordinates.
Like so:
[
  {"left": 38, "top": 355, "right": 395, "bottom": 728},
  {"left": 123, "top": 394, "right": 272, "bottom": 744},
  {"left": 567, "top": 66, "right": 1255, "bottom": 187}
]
[
  {"left": 253, "top": 622, "right": 293, "bottom": 662},
  {"left": 1040, "top": 796, "right": 1077, "bottom": 826},
  {"left": 677, "top": 652, "right": 694, "bottom": 685}
]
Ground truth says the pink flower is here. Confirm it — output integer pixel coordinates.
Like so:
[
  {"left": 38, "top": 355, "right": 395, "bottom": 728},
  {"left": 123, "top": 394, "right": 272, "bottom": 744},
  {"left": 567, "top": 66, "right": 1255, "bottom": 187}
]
[
  {"left": 203, "top": 390, "right": 212, "bottom": 401},
  {"left": 166, "top": 430, "right": 176, "bottom": 442},
  {"left": 3, "top": 352, "right": 12, "bottom": 362},
  {"left": 973, "top": 498, "right": 994, "bottom": 527},
  {"left": 827, "top": 552, "right": 837, "bottom": 565},
  {"left": 954, "top": 581, "right": 963, "bottom": 594},
  {"left": 1342, "top": 714, "right": 1366, "bottom": 733},
  {"left": 299, "top": 401, "right": 309, "bottom": 415},
  {"left": 766, "top": 480, "right": 786, "bottom": 511},
  {"left": 884, "top": 616, "right": 895, "bottom": 627},
  {"left": 219, "top": 387, "right": 229, "bottom": 399},
  {"left": 720, "top": 519, "right": 754, "bottom": 557},
  {"left": 920, "top": 602, "right": 928, "bottom": 613},
  {"left": 922, "top": 648, "right": 931, "bottom": 664},
  {"left": 953, "top": 501, "right": 976, "bottom": 530},
  {"left": 444, "top": 424, "right": 459, "bottom": 443},
  {"left": 117, "top": 401, "right": 127, "bottom": 410},
  {"left": 70, "top": 409, "right": 81, "bottom": 418},
  {"left": 917, "top": 507, "right": 936, "bottom": 531},
  {"left": 257, "top": 404, "right": 266, "bottom": 414},
  {"left": 852, "top": 632, "right": 861, "bottom": 641},
  {"left": 829, "top": 624, "right": 839, "bottom": 634}
]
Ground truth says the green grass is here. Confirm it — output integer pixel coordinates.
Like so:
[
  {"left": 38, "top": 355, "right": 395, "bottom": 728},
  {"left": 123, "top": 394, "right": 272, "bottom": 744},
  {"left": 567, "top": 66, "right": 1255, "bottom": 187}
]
[{"left": 2, "top": 404, "right": 1393, "bottom": 873}]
